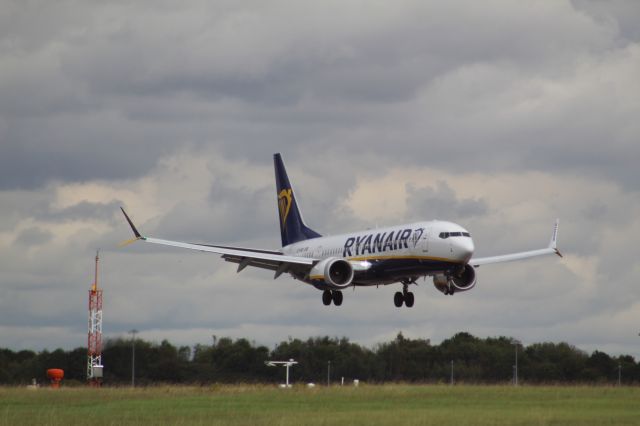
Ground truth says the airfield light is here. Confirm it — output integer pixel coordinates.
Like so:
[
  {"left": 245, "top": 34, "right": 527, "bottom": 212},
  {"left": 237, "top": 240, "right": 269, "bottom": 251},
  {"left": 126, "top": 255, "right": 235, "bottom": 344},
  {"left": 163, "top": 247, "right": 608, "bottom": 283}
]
[
  {"left": 450, "top": 360, "right": 454, "bottom": 385},
  {"left": 511, "top": 339, "right": 521, "bottom": 386},
  {"left": 618, "top": 362, "right": 621, "bottom": 386},
  {"left": 129, "top": 329, "right": 138, "bottom": 387},
  {"left": 327, "top": 360, "right": 331, "bottom": 387},
  {"left": 265, "top": 359, "right": 298, "bottom": 388}
]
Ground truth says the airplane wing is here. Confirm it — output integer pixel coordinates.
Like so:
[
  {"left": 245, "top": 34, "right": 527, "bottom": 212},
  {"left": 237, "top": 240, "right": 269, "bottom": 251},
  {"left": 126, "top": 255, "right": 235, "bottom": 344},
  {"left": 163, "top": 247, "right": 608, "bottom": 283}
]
[
  {"left": 120, "top": 208, "right": 315, "bottom": 278},
  {"left": 470, "top": 219, "right": 562, "bottom": 267}
]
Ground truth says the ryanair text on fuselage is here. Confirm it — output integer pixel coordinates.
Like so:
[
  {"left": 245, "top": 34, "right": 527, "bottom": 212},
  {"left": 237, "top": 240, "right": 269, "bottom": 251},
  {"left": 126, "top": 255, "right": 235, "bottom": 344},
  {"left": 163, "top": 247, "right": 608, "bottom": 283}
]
[{"left": 343, "top": 227, "right": 424, "bottom": 257}]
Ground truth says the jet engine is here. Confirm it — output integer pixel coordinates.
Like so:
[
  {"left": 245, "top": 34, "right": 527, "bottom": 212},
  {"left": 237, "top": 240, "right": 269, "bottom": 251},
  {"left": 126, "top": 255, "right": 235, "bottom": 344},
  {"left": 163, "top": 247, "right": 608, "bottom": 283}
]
[
  {"left": 309, "top": 257, "right": 354, "bottom": 289},
  {"left": 433, "top": 264, "right": 476, "bottom": 294}
]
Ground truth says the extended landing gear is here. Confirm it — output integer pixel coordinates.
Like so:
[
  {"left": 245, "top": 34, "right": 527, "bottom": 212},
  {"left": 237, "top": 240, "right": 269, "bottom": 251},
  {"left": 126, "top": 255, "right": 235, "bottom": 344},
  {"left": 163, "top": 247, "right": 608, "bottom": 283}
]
[
  {"left": 394, "top": 286, "right": 415, "bottom": 308},
  {"left": 322, "top": 290, "right": 343, "bottom": 306},
  {"left": 443, "top": 282, "right": 455, "bottom": 296}
]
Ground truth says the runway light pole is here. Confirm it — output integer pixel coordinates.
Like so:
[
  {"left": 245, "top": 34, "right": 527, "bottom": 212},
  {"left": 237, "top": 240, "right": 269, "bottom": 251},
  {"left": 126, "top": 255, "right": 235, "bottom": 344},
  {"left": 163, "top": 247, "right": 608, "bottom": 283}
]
[
  {"left": 618, "top": 362, "right": 621, "bottom": 386},
  {"left": 450, "top": 360, "right": 454, "bottom": 385},
  {"left": 129, "top": 329, "right": 138, "bottom": 387},
  {"left": 327, "top": 360, "right": 331, "bottom": 387},
  {"left": 511, "top": 339, "right": 520, "bottom": 386}
]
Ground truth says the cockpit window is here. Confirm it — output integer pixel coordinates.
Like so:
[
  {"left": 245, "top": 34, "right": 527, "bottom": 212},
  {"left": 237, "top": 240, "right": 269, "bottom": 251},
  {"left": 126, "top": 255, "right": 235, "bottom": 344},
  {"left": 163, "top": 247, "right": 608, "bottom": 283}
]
[{"left": 439, "top": 231, "right": 471, "bottom": 239}]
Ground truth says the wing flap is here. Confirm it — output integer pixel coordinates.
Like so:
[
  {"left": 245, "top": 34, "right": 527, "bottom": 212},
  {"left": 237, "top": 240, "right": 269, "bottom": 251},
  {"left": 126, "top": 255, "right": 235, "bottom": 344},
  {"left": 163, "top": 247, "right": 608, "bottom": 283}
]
[{"left": 223, "top": 255, "right": 283, "bottom": 272}]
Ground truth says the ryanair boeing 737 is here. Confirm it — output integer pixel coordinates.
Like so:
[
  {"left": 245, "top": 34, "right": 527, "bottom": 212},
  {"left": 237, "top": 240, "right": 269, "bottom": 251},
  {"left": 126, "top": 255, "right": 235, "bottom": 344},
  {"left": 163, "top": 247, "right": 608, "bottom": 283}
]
[{"left": 121, "top": 153, "right": 562, "bottom": 308}]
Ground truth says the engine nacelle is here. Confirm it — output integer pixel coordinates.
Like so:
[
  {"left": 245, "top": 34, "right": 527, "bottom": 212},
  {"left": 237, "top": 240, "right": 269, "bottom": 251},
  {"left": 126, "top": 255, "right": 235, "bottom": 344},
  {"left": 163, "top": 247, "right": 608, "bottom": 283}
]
[
  {"left": 433, "top": 264, "right": 476, "bottom": 294},
  {"left": 309, "top": 257, "right": 354, "bottom": 289}
]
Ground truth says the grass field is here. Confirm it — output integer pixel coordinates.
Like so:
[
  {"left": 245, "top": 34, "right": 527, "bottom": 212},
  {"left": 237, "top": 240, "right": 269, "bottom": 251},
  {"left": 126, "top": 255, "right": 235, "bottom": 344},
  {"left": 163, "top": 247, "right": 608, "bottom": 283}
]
[{"left": 1, "top": 384, "right": 639, "bottom": 425}]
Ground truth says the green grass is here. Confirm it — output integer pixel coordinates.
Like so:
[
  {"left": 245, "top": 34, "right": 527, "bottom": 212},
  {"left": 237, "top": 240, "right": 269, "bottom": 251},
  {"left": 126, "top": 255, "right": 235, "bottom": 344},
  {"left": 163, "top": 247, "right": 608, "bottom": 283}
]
[{"left": 1, "top": 384, "right": 639, "bottom": 425}]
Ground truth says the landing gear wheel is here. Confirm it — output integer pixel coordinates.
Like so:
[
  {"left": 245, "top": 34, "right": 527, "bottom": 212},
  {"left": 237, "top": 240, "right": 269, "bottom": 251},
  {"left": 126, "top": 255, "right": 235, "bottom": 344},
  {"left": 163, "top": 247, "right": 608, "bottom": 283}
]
[
  {"left": 394, "top": 292, "right": 404, "bottom": 307},
  {"left": 332, "top": 291, "right": 343, "bottom": 306},
  {"left": 322, "top": 290, "right": 332, "bottom": 306},
  {"left": 445, "top": 282, "right": 455, "bottom": 296},
  {"left": 405, "top": 292, "right": 415, "bottom": 307}
]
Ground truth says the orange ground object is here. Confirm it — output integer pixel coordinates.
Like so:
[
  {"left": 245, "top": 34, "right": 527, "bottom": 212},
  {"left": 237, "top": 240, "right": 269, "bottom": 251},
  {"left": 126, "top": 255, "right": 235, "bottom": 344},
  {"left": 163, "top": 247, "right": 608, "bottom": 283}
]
[{"left": 46, "top": 369, "right": 64, "bottom": 388}]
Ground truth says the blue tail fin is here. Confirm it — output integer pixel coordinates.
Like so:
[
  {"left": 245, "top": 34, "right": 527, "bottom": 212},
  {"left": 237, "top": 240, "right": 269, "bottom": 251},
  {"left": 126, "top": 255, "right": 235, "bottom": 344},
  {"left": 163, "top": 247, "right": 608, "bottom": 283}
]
[{"left": 274, "top": 153, "right": 322, "bottom": 247}]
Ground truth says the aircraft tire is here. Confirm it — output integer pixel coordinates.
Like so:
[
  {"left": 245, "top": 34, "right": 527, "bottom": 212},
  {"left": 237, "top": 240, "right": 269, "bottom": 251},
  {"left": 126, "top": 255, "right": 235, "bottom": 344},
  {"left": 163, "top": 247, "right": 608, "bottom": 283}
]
[
  {"left": 405, "top": 292, "right": 415, "bottom": 307},
  {"left": 446, "top": 282, "right": 455, "bottom": 296},
  {"left": 394, "top": 292, "right": 404, "bottom": 307},
  {"left": 322, "top": 290, "right": 332, "bottom": 306},
  {"left": 332, "top": 291, "right": 343, "bottom": 306}
]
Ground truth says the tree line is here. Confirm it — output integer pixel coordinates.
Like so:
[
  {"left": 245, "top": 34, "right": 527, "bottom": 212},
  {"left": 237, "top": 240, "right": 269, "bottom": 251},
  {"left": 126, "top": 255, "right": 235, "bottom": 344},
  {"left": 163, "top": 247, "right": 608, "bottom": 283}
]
[{"left": 1, "top": 332, "right": 638, "bottom": 385}]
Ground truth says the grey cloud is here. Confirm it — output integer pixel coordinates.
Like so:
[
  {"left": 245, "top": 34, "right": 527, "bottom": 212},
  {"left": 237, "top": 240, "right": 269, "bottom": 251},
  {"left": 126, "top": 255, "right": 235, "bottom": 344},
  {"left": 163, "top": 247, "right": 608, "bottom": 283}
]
[
  {"left": 34, "top": 200, "right": 123, "bottom": 224},
  {"left": 3, "top": 0, "right": 637, "bottom": 191},
  {"left": 152, "top": 185, "right": 277, "bottom": 245},
  {"left": 405, "top": 181, "right": 489, "bottom": 222},
  {"left": 0, "top": 189, "right": 52, "bottom": 231},
  {"left": 0, "top": 115, "right": 161, "bottom": 189},
  {"left": 57, "top": 1, "right": 613, "bottom": 103},
  {"left": 573, "top": 0, "right": 640, "bottom": 44},
  {"left": 14, "top": 227, "right": 53, "bottom": 247}
]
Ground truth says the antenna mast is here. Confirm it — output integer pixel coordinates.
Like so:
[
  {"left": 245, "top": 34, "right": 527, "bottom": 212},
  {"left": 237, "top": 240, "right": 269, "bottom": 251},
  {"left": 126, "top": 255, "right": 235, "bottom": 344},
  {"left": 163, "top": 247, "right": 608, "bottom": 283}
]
[{"left": 87, "top": 250, "right": 104, "bottom": 386}]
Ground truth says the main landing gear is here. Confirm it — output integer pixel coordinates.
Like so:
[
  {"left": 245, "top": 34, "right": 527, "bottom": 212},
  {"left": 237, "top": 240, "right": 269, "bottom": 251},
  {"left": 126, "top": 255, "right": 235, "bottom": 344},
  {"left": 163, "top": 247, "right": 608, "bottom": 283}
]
[
  {"left": 394, "top": 285, "right": 415, "bottom": 308},
  {"left": 322, "top": 290, "right": 343, "bottom": 306}
]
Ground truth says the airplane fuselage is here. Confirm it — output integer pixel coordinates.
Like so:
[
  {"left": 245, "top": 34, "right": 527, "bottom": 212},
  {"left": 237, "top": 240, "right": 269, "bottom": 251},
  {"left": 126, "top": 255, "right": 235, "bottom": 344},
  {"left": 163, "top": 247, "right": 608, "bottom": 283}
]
[{"left": 282, "top": 220, "right": 475, "bottom": 287}]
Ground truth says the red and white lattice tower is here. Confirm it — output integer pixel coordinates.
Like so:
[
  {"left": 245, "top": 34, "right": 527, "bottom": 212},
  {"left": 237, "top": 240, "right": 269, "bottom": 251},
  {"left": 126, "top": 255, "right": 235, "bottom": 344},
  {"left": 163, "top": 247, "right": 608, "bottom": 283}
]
[{"left": 87, "top": 251, "right": 104, "bottom": 385}]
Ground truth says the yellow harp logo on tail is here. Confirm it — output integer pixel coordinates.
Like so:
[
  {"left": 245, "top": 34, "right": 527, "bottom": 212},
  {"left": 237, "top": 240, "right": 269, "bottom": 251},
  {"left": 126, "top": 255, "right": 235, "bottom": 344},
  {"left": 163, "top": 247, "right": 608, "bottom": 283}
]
[{"left": 278, "top": 189, "right": 293, "bottom": 227}]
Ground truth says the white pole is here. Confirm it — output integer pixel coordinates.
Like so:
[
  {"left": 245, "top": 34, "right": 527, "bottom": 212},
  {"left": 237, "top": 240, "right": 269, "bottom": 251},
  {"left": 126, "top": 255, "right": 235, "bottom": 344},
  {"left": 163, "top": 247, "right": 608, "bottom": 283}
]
[
  {"left": 618, "top": 362, "right": 621, "bottom": 386},
  {"left": 450, "top": 360, "right": 454, "bottom": 385},
  {"left": 129, "top": 329, "right": 138, "bottom": 388},
  {"left": 511, "top": 339, "right": 520, "bottom": 386},
  {"left": 286, "top": 364, "right": 290, "bottom": 387},
  {"left": 515, "top": 343, "right": 518, "bottom": 386}
]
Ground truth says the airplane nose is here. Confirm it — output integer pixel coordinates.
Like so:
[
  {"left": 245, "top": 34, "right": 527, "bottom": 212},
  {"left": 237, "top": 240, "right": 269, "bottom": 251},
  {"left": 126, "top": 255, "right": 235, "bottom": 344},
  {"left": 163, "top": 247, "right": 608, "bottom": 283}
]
[{"left": 455, "top": 238, "right": 475, "bottom": 262}]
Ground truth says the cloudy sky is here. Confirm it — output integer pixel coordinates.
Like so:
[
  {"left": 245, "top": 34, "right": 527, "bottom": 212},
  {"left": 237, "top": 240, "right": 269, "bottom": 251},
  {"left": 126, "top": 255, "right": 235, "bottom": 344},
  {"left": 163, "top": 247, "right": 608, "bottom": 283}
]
[{"left": 2, "top": 0, "right": 640, "bottom": 358}]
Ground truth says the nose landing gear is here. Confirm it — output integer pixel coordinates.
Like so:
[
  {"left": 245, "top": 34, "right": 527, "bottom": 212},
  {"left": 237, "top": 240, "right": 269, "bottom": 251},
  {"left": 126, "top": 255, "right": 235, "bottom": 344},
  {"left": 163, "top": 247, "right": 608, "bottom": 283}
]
[{"left": 443, "top": 280, "right": 455, "bottom": 296}]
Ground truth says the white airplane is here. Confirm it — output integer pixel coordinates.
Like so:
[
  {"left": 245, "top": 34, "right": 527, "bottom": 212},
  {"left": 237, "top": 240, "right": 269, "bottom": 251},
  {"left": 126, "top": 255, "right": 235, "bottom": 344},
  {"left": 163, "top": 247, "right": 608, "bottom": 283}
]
[{"left": 121, "top": 153, "right": 562, "bottom": 308}]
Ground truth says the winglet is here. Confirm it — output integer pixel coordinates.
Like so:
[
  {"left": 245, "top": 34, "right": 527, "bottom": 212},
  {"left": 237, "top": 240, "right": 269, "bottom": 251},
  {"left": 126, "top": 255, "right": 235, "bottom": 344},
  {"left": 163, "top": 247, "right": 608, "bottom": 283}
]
[
  {"left": 120, "top": 207, "right": 142, "bottom": 239},
  {"left": 549, "top": 219, "right": 562, "bottom": 257}
]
